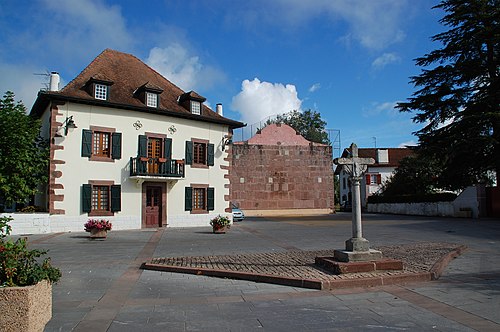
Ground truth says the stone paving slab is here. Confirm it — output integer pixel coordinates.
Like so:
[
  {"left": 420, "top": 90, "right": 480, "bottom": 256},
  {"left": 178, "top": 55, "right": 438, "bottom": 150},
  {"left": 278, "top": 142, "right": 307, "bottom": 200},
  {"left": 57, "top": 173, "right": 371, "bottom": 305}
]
[{"left": 143, "top": 242, "right": 466, "bottom": 290}]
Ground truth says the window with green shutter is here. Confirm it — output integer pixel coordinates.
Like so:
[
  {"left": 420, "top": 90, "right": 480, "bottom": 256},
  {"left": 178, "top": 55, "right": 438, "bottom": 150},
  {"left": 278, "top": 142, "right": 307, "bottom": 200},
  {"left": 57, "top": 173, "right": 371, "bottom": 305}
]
[
  {"left": 185, "top": 141, "right": 193, "bottom": 165},
  {"left": 82, "top": 127, "right": 121, "bottom": 161},
  {"left": 82, "top": 184, "right": 92, "bottom": 212},
  {"left": 185, "top": 187, "right": 193, "bottom": 211},
  {"left": 138, "top": 135, "right": 148, "bottom": 158},
  {"left": 164, "top": 137, "right": 172, "bottom": 160},
  {"left": 111, "top": 185, "right": 121, "bottom": 212},
  {"left": 186, "top": 139, "right": 213, "bottom": 168},
  {"left": 185, "top": 185, "right": 213, "bottom": 214},
  {"left": 83, "top": 181, "right": 119, "bottom": 216},
  {"left": 82, "top": 130, "right": 92, "bottom": 157},
  {"left": 111, "top": 133, "right": 122, "bottom": 160},
  {"left": 207, "top": 144, "right": 215, "bottom": 166},
  {"left": 207, "top": 187, "right": 214, "bottom": 211}
]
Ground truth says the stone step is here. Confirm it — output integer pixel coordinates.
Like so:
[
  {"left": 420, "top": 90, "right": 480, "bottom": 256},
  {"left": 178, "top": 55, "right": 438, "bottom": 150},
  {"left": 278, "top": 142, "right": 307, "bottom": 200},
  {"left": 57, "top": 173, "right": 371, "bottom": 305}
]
[{"left": 315, "top": 256, "right": 403, "bottom": 275}]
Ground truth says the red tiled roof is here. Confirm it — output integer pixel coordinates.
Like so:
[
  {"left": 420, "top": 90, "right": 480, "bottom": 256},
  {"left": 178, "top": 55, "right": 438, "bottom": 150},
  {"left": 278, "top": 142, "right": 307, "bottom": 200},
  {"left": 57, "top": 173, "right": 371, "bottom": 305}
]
[
  {"left": 335, "top": 147, "right": 413, "bottom": 173},
  {"left": 31, "top": 49, "right": 244, "bottom": 128}
]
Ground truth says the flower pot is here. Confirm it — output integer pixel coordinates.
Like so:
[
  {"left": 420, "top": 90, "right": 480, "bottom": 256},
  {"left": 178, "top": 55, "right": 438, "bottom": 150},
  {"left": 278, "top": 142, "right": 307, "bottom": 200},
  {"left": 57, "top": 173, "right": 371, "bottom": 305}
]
[
  {"left": 90, "top": 228, "right": 107, "bottom": 239},
  {"left": 212, "top": 226, "right": 227, "bottom": 234},
  {"left": 0, "top": 280, "right": 52, "bottom": 332}
]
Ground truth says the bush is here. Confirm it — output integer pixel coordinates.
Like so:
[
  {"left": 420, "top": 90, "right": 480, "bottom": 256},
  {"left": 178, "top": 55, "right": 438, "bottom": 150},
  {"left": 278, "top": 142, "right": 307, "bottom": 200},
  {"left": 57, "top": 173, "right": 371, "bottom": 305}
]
[{"left": 0, "top": 216, "right": 61, "bottom": 287}]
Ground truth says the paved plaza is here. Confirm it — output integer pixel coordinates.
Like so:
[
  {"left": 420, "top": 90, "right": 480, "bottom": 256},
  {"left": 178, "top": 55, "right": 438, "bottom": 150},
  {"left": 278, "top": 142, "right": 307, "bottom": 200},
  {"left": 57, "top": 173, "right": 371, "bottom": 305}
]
[{"left": 25, "top": 213, "right": 500, "bottom": 331}]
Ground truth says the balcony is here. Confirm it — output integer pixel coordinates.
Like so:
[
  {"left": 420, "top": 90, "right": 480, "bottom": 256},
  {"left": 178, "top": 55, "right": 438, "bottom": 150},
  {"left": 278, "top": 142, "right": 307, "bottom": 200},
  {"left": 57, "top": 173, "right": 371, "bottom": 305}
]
[{"left": 130, "top": 157, "right": 185, "bottom": 179}]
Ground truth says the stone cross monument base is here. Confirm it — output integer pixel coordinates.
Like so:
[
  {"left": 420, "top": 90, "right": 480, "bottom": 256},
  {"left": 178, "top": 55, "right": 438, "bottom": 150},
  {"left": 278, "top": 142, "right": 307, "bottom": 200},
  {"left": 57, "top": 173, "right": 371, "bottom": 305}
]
[{"left": 333, "top": 240, "right": 383, "bottom": 262}]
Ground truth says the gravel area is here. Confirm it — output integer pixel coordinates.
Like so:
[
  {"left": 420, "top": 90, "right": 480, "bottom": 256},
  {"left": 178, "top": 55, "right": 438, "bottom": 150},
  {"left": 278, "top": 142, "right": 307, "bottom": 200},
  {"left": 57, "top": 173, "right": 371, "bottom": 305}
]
[{"left": 148, "top": 242, "right": 463, "bottom": 282}]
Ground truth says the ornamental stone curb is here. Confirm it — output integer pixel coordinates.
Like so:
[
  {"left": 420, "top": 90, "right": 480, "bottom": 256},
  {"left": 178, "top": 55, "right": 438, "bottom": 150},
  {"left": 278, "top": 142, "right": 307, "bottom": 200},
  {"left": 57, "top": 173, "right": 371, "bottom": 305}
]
[{"left": 141, "top": 243, "right": 467, "bottom": 290}]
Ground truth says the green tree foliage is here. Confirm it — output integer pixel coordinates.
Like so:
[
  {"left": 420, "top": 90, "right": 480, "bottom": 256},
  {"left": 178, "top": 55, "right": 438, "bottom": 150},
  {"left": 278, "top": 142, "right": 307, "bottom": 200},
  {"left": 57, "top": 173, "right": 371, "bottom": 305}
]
[
  {"left": 397, "top": 0, "right": 499, "bottom": 190},
  {"left": 381, "top": 153, "right": 443, "bottom": 196},
  {"left": 1, "top": 216, "right": 61, "bottom": 286},
  {"left": 0, "top": 91, "right": 49, "bottom": 205},
  {"left": 266, "top": 109, "right": 330, "bottom": 144}
]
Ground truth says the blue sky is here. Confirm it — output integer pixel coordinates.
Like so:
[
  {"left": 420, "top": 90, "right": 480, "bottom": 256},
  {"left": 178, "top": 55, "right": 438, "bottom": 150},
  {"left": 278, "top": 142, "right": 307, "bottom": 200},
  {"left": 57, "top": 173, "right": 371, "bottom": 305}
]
[{"left": 0, "top": 0, "right": 445, "bottom": 155}]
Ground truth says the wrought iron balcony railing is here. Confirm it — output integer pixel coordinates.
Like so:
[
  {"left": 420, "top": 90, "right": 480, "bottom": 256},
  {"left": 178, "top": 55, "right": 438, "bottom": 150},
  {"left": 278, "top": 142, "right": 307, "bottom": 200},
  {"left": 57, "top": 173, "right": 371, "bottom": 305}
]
[{"left": 130, "top": 157, "right": 185, "bottom": 178}]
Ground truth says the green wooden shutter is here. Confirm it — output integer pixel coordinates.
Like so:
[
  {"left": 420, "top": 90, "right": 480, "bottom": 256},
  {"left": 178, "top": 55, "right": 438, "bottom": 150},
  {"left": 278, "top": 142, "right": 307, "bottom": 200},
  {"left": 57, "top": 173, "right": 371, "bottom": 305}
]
[
  {"left": 111, "top": 132, "right": 122, "bottom": 160},
  {"left": 138, "top": 135, "right": 147, "bottom": 158},
  {"left": 82, "top": 184, "right": 92, "bottom": 213},
  {"left": 82, "top": 129, "right": 92, "bottom": 157},
  {"left": 207, "top": 187, "right": 215, "bottom": 211},
  {"left": 111, "top": 185, "right": 121, "bottom": 212},
  {"left": 207, "top": 144, "right": 215, "bottom": 166},
  {"left": 164, "top": 138, "right": 172, "bottom": 159},
  {"left": 185, "top": 187, "right": 193, "bottom": 211},
  {"left": 185, "top": 141, "right": 193, "bottom": 165}
]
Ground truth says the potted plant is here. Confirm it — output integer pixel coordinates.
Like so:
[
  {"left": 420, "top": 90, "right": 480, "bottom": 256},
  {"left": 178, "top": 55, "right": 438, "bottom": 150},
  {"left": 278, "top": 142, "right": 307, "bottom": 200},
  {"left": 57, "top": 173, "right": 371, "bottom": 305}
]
[
  {"left": 209, "top": 215, "right": 231, "bottom": 234},
  {"left": 0, "top": 216, "right": 61, "bottom": 331},
  {"left": 84, "top": 219, "right": 112, "bottom": 238}
]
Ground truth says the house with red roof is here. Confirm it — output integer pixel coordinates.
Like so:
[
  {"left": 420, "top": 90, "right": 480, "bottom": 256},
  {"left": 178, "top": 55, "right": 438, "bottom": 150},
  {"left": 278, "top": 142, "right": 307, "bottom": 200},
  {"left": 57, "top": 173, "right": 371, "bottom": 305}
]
[
  {"left": 335, "top": 147, "right": 413, "bottom": 208},
  {"left": 29, "top": 49, "right": 244, "bottom": 232}
]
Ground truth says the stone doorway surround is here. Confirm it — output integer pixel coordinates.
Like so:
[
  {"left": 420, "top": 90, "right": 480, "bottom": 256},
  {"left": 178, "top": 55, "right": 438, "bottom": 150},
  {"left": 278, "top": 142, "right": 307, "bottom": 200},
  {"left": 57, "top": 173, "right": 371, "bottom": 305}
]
[{"left": 141, "top": 182, "right": 166, "bottom": 228}]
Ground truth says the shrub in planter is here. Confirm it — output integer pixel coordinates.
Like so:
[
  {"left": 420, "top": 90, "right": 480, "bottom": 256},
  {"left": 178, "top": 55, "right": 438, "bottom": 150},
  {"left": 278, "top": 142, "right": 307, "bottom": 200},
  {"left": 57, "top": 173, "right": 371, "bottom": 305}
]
[
  {"left": 0, "top": 216, "right": 61, "bottom": 287},
  {"left": 0, "top": 216, "right": 61, "bottom": 331},
  {"left": 210, "top": 215, "right": 231, "bottom": 233}
]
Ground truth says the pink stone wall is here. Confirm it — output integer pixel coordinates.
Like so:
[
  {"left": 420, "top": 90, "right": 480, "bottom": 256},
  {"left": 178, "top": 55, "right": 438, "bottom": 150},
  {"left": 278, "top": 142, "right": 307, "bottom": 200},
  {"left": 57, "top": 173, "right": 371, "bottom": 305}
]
[{"left": 230, "top": 143, "right": 334, "bottom": 211}]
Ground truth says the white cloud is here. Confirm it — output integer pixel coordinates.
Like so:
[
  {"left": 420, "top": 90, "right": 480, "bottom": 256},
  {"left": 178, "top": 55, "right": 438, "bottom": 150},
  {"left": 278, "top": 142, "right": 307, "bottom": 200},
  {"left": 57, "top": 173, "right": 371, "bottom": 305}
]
[
  {"left": 372, "top": 53, "right": 401, "bottom": 70},
  {"left": 271, "top": 0, "right": 408, "bottom": 50},
  {"left": 309, "top": 83, "right": 321, "bottom": 93},
  {"left": 231, "top": 78, "right": 302, "bottom": 125},
  {"left": 363, "top": 101, "right": 399, "bottom": 117},
  {"left": 39, "top": 0, "right": 133, "bottom": 63},
  {"left": 0, "top": 64, "right": 50, "bottom": 110},
  {"left": 146, "top": 44, "right": 225, "bottom": 92}
]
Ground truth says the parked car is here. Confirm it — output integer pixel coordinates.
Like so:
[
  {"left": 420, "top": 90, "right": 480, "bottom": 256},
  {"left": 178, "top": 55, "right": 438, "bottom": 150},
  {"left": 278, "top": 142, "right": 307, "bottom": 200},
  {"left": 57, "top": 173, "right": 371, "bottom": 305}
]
[
  {"left": 231, "top": 203, "right": 245, "bottom": 221},
  {"left": 340, "top": 201, "right": 352, "bottom": 212}
]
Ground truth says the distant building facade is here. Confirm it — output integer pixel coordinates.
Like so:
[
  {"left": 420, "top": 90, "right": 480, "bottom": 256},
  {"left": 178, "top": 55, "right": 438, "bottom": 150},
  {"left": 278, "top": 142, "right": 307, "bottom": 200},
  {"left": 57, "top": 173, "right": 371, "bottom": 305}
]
[
  {"left": 335, "top": 147, "right": 413, "bottom": 207},
  {"left": 230, "top": 124, "right": 334, "bottom": 215}
]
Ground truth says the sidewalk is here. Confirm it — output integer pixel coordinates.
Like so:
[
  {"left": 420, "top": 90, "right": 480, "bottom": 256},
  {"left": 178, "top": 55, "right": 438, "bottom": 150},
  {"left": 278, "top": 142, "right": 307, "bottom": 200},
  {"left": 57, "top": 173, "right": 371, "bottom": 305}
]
[{"left": 30, "top": 213, "right": 500, "bottom": 331}]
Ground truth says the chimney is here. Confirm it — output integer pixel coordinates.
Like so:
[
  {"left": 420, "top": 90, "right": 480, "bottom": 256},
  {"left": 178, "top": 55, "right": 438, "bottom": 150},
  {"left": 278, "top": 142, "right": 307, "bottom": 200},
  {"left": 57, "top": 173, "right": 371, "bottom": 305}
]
[
  {"left": 49, "top": 72, "right": 60, "bottom": 91},
  {"left": 216, "top": 103, "right": 223, "bottom": 116},
  {"left": 376, "top": 149, "right": 389, "bottom": 163}
]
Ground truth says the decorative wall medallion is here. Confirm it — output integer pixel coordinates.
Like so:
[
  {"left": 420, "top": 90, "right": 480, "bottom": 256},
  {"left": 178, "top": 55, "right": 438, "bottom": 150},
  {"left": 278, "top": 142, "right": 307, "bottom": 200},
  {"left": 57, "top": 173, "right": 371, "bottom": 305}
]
[
  {"left": 168, "top": 125, "right": 177, "bottom": 135},
  {"left": 133, "top": 120, "right": 143, "bottom": 130}
]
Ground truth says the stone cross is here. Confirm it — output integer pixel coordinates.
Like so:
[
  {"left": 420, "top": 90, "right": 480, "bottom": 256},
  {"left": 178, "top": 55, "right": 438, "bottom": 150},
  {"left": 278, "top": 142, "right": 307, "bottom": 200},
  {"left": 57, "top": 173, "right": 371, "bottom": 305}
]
[{"left": 334, "top": 143, "right": 382, "bottom": 262}]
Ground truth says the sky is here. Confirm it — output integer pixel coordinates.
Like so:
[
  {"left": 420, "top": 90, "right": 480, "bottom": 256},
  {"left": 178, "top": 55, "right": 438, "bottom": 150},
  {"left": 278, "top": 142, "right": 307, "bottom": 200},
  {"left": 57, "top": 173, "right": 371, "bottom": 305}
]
[{"left": 0, "top": 0, "right": 446, "bottom": 156}]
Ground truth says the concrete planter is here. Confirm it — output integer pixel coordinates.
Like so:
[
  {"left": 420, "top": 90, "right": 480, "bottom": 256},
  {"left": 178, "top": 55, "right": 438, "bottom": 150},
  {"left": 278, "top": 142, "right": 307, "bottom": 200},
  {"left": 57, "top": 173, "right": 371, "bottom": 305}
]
[{"left": 0, "top": 280, "right": 52, "bottom": 332}]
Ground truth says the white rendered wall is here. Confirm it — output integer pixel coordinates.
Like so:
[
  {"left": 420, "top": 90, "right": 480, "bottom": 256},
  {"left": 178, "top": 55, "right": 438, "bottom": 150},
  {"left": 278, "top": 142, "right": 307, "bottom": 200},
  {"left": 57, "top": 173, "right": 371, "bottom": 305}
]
[{"left": 41, "top": 102, "right": 231, "bottom": 232}]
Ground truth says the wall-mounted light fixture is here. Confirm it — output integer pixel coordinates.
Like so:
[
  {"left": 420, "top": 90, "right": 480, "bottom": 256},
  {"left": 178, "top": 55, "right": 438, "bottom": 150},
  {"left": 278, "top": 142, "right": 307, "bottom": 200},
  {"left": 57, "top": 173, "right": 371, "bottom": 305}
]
[
  {"left": 61, "top": 116, "right": 77, "bottom": 135},
  {"left": 221, "top": 134, "right": 232, "bottom": 151}
]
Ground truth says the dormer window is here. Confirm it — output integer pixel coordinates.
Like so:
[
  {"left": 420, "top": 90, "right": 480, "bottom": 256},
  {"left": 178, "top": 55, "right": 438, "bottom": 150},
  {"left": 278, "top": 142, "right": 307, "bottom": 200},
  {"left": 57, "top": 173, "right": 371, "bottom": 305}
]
[
  {"left": 134, "top": 82, "right": 163, "bottom": 108},
  {"left": 191, "top": 101, "right": 201, "bottom": 115},
  {"left": 146, "top": 92, "right": 158, "bottom": 108},
  {"left": 84, "top": 75, "right": 113, "bottom": 101},
  {"left": 95, "top": 84, "right": 108, "bottom": 100},
  {"left": 178, "top": 90, "right": 206, "bottom": 115}
]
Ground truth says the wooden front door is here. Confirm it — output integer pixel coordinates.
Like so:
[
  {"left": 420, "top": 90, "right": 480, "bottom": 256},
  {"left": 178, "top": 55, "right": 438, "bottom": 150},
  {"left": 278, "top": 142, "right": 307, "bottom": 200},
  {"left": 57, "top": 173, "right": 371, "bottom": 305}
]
[
  {"left": 145, "top": 186, "right": 162, "bottom": 228},
  {"left": 147, "top": 137, "right": 162, "bottom": 174}
]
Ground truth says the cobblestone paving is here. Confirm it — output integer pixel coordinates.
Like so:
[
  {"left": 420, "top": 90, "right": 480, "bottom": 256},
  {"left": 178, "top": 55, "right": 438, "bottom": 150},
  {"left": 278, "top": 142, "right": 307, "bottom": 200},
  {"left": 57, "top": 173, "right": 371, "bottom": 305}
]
[{"left": 148, "top": 242, "right": 461, "bottom": 281}]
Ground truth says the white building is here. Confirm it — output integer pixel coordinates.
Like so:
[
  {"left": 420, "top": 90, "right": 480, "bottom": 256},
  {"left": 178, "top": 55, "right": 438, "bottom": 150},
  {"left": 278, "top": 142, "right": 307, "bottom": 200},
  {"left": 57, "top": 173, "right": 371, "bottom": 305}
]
[
  {"left": 335, "top": 147, "right": 413, "bottom": 208},
  {"left": 27, "top": 49, "right": 244, "bottom": 233}
]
